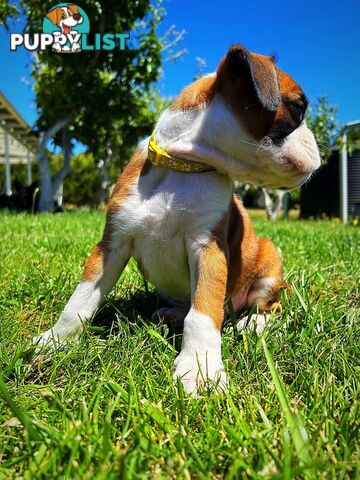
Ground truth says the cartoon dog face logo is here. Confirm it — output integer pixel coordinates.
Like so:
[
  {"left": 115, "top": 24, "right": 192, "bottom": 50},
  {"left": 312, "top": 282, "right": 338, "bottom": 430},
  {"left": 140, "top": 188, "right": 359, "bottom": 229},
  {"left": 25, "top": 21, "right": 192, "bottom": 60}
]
[
  {"left": 45, "top": 4, "right": 84, "bottom": 52},
  {"left": 46, "top": 5, "right": 83, "bottom": 33}
]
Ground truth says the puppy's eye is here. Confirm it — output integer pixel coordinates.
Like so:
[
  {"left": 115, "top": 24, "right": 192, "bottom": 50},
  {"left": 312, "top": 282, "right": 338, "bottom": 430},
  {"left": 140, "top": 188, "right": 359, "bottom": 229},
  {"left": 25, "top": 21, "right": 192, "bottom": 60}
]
[
  {"left": 293, "top": 103, "right": 305, "bottom": 121},
  {"left": 61, "top": 13, "right": 66, "bottom": 18},
  {"left": 271, "top": 136, "right": 286, "bottom": 147}
]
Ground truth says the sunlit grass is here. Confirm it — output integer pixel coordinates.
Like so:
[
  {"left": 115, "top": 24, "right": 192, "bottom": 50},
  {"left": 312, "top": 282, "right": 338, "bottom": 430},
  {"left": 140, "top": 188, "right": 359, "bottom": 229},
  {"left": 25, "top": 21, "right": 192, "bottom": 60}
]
[{"left": 0, "top": 210, "right": 359, "bottom": 478}]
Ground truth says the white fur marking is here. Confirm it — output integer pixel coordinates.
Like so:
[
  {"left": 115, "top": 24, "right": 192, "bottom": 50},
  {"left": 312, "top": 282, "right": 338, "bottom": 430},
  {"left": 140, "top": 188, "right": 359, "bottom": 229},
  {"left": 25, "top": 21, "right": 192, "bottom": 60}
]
[
  {"left": 247, "top": 277, "right": 275, "bottom": 305},
  {"left": 173, "top": 308, "right": 227, "bottom": 394},
  {"left": 33, "top": 242, "right": 131, "bottom": 348},
  {"left": 113, "top": 167, "right": 232, "bottom": 303}
]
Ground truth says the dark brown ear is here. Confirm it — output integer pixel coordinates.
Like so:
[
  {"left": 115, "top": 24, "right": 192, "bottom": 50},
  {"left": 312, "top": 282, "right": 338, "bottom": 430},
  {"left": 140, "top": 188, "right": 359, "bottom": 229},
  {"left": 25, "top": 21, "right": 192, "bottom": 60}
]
[{"left": 220, "top": 44, "right": 281, "bottom": 112}]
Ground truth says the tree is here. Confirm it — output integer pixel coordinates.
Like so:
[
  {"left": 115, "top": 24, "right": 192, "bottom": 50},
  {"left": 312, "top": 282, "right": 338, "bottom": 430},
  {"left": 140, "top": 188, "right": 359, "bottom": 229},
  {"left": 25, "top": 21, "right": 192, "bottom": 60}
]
[
  {"left": 305, "top": 96, "right": 339, "bottom": 162},
  {"left": 34, "top": 117, "right": 71, "bottom": 211},
  {"left": 1, "top": 1, "right": 177, "bottom": 211}
]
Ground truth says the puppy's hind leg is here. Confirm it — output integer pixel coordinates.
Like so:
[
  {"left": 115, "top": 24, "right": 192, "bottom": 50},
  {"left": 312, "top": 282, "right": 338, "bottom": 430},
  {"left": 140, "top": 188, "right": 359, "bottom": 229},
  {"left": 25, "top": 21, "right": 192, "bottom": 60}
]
[
  {"left": 34, "top": 227, "right": 132, "bottom": 348},
  {"left": 236, "top": 237, "right": 284, "bottom": 335}
]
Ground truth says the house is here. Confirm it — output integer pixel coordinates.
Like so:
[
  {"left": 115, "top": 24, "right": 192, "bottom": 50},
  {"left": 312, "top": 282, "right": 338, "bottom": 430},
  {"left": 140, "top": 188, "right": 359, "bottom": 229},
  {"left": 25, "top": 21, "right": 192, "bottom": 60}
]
[{"left": 0, "top": 91, "right": 37, "bottom": 196}]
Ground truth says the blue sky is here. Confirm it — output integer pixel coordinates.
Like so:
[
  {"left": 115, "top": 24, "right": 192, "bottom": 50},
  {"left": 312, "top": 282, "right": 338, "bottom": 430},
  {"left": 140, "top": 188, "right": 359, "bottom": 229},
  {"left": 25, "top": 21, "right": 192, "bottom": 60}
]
[{"left": 0, "top": 0, "right": 359, "bottom": 132}]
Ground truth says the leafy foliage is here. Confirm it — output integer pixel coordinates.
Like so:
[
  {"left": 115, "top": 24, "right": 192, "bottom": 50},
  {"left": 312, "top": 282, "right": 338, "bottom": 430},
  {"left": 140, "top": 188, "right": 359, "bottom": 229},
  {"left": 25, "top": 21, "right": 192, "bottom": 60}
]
[
  {"left": 343, "top": 126, "right": 360, "bottom": 156},
  {"left": 0, "top": 1, "right": 179, "bottom": 161},
  {"left": 0, "top": 0, "right": 18, "bottom": 29},
  {"left": 26, "top": 0, "right": 166, "bottom": 159},
  {"left": 305, "top": 96, "right": 339, "bottom": 162}
]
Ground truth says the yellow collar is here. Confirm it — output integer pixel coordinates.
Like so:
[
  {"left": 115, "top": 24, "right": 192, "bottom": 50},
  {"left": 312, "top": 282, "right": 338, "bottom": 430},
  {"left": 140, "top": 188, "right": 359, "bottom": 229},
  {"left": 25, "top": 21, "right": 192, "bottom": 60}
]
[{"left": 148, "top": 133, "right": 214, "bottom": 173}]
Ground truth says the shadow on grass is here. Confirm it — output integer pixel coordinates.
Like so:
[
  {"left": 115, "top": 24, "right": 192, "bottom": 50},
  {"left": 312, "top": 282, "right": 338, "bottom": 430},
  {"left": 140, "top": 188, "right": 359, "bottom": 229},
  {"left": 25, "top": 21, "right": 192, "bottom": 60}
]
[{"left": 90, "top": 289, "right": 185, "bottom": 346}]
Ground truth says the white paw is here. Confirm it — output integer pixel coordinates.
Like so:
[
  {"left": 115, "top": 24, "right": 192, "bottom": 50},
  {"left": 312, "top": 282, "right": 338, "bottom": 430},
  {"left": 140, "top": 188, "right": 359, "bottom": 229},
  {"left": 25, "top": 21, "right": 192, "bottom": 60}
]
[
  {"left": 53, "top": 43, "right": 61, "bottom": 53},
  {"left": 32, "top": 329, "right": 62, "bottom": 350},
  {"left": 173, "top": 350, "right": 227, "bottom": 394},
  {"left": 32, "top": 325, "right": 82, "bottom": 350},
  {"left": 236, "top": 312, "right": 269, "bottom": 335}
]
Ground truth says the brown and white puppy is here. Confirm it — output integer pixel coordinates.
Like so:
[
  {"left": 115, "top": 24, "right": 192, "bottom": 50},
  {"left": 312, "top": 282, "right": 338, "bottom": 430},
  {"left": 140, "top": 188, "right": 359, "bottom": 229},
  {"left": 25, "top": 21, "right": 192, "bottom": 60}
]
[
  {"left": 46, "top": 4, "right": 83, "bottom": 52},
  {"left": 34, "top": 45, "right": 320, "bottom": 394}
]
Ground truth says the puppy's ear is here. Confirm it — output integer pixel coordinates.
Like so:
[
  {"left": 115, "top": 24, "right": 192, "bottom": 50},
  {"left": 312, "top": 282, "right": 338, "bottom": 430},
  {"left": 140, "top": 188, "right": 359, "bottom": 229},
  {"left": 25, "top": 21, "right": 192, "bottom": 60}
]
[
  {"left": 68, "top": 4, "right": 79, "bottom": 15},
  {"left": 220, "top": 44, "right": 281, "bottom": 112},
  {"left": 46, "top": 7, "right": 61, "bottom": 25}
]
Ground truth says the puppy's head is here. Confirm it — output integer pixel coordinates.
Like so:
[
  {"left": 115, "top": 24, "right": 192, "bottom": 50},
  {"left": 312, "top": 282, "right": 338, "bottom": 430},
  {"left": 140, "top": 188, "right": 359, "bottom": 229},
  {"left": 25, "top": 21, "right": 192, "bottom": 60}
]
[
  {"left": 213, "top": 44, "right": 320, "bottom": 189},
  {"left": 168, "top": 45, "right": 320, "bottom": 189}
]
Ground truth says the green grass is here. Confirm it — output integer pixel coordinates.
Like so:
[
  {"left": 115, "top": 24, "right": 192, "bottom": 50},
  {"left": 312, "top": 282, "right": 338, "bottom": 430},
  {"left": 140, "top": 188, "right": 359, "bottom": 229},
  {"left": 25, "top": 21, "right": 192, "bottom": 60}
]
[{"left": 0, "top": 210, "right": 359, "bottom": 479}]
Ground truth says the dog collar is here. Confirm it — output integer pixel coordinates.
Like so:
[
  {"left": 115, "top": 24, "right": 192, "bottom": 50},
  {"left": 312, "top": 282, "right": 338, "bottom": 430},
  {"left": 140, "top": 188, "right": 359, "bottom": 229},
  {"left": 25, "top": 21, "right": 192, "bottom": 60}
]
[{"left": 148, "top": 133, "right": 214, "bottom": 173}]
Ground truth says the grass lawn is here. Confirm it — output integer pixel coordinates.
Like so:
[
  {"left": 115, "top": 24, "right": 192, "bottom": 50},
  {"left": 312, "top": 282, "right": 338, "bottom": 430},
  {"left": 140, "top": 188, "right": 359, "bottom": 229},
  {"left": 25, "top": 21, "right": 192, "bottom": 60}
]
[{"left": 0, "top": 210, "right": 359, "bottom": 479}]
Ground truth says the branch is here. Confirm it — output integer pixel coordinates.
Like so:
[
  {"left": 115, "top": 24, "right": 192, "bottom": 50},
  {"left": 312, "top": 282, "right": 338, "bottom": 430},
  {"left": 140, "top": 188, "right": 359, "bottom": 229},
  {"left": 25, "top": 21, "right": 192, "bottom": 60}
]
[
  {"left": 262, "top": 188, "right": 286, "bottom": 221},
  {"left": 160, "top": 28, "right": 186, "bottom": 52},
  {"left": 43, "top": 117, "right": 71, "bottom": 144},
  {"left": 35, "top": 117, "right": 71, "bottom": 165}
]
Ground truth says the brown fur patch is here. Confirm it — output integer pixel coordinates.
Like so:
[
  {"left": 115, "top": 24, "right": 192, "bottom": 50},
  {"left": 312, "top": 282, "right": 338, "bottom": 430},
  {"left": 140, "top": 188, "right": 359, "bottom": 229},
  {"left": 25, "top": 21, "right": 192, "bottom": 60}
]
[
  {"left": 192, "top": 240, "right": 228, "bottom": 330},
  {"left": 82, "top": 217, "right": 114, "bottom": 282},
  {"left": 83, "top": 244, "right": 106, "bottom": 282},
  {"left": 210, "top": 195, "right": 284, "bottom": 314},
  {"left": 193, "top": 194, "right": 284, "bottom": 327},
  {"left": 170, "top": 75, "right": 217, "bottom": 111},
  {"left": 252, "top": 237, "right": 284, "bottom": 310},
  {"left": 83, "top": 147, "right": 149, "bottom": 282},
  {"left": 225, "top": 196, "right": 259, "bottom": 297},
  {"left": 108, "top": 147, "right": 149, "bottom": 212},
  {"left": 168, "top": 44, "right": 306, "bottom": 144}
]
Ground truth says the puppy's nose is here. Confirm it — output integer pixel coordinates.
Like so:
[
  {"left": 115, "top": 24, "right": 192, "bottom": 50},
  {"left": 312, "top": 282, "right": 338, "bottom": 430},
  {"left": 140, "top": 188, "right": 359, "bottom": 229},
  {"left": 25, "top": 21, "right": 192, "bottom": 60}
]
[{"left": 73, "top": 13, "right": 81, "bottom": 21}]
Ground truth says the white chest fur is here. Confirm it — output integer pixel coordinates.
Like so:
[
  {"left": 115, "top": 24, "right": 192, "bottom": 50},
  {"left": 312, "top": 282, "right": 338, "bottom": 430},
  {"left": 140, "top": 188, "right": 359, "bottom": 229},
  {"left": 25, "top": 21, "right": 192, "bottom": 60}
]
[{"left": 112, "top": 166, "right": 232, "bottom": 302}]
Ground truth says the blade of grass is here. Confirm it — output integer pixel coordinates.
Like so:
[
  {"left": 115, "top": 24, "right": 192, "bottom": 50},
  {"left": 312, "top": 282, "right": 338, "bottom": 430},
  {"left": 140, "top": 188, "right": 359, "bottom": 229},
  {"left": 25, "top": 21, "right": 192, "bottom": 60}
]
[
  {"left": 0, "top": 374, "right": 46, "bottom": 442},
  {"left": 227, "top": 298, "right": 237, "bottom": 330},
  {"left": 261, "top": 337, "right": 314, "bottom": 478}
]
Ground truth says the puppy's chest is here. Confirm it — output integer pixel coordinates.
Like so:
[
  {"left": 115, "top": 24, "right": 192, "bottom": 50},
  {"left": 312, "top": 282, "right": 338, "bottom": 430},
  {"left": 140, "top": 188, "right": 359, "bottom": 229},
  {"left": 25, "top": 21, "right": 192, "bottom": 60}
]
[
  {"left": 113, "top": 170, "right": 232, "bottom": 301},
  {"left": 133, "top": 205, "right": 190, "bottom": 301}
]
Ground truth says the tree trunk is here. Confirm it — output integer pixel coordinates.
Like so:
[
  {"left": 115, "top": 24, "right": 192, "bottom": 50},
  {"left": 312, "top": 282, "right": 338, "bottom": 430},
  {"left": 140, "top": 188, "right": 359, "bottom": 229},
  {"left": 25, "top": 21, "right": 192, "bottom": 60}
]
[
  {"left": 282, "top": 192, "right": 290, "bottom": 219},
  {"left": 262, "top": 188, "right": 286, "bottom": 221},
  {"left": 52, "top": 128, "right": 72, "bottom": 208},
  {"left": 37, "top": 130, "right": 54, "bottom": 212},
  {"left": 36, "top": 118, "right": 70, "bottom": 213},
  {"left": 98, "top": 146, "right": 112, "bottom": 204},
  {"left": 98, "top": 159, "right": 110, "bottom": 204}
]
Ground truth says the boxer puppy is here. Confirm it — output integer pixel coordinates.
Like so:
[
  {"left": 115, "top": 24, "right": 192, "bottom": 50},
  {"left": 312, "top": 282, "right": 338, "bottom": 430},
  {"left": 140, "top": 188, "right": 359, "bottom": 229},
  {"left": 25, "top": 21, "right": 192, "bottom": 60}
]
[{"left": 34, "top": 44, "right": 320, "bottom": 394}]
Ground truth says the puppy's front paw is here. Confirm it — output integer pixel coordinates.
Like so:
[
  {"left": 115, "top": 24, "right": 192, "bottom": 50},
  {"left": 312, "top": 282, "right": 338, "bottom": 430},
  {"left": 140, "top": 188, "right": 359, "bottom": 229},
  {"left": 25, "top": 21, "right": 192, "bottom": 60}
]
[
  {"left": 32, "top": 325, "right": 82, "bottom": 351},
  {"left": 32, "top": 329, "right": 61, "bottom": 351},
  {"left": 173, "top": 350, "right": 227, "bottom": 394}
]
